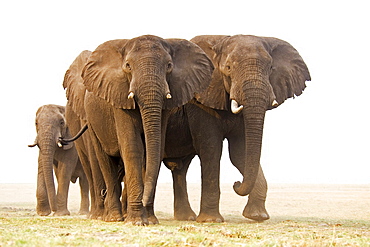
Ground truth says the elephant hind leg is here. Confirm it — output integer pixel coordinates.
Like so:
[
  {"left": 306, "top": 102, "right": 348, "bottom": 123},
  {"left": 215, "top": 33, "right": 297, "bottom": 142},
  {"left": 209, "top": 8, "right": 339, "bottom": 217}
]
[
  {"left": 165, "top": 155, "right": 197, "bottom": 221},
  {"left": 77, "top": 169, "right": 90, "bottom": 215}
]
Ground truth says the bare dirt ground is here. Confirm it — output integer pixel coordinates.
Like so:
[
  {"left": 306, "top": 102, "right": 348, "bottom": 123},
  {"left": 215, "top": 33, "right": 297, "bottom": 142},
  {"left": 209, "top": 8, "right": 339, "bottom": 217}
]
[{"left": 0, "top": 183, "right": 369, "bottom": 222}]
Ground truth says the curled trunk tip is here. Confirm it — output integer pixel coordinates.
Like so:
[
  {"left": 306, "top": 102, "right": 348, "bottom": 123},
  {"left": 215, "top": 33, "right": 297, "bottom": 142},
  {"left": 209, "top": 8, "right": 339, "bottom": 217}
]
[{"left": 233, "top": 180, "right": 254, "bottom": 196}]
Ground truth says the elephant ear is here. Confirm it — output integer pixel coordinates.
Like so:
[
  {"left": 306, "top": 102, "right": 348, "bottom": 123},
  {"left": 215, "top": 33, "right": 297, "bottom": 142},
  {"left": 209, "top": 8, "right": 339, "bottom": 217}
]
[
  {"left": 190, "top": 35, "right": 231, "bottom": 110},
  {"left": 63, "top": 50, "right": 91, "bottom": 120},
  {"left": 264, "top": 37, "right": 311, "bottom": 108},
  {"left": 164, "top": 39, "right": 214, "bottom": 109},
  {"left": 82, "top": 39, "right": 135, "bottom": 109}
]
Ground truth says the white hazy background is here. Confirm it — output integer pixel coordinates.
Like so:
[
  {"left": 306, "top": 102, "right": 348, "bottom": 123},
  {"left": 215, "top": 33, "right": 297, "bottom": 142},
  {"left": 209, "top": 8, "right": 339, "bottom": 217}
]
[{"left": 0, "top": 0, "right": 369, "bottom": 185}]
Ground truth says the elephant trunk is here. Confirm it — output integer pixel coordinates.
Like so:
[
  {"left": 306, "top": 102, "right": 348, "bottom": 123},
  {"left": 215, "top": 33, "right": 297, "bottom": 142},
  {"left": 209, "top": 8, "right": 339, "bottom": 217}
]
[
  {"left": 232, "top": 75, "right": 269, "bottom": 196},
  {"left": 141, "top": 106, "right": 162, "bottom": 207},
  {"left": 37, "top": 131, "right": 59, "bottom": 212},
  {"left": 135, "top": 73, "right": 166, "bottom": 207}
]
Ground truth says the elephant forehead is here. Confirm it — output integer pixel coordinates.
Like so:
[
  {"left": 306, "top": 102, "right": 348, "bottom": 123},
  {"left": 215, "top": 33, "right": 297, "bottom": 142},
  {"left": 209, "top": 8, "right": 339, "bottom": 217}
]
[{"left": 130, "top": 38, "right": 166, "bottom": 52}]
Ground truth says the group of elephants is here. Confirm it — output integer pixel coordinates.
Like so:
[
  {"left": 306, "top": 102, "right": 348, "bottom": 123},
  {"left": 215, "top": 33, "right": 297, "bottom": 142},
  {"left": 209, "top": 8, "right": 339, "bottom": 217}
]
[{"left": 29, "top": 34, "right": 310, "bottom": 225}]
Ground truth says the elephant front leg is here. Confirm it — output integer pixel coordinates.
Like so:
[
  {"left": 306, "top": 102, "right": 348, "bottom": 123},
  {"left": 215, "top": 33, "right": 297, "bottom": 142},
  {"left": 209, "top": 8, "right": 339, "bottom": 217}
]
[
  {"left": 120, "top": 139, "right": 151, "bottom": 225},
  {"left": 242, "top": 165, "right": 269, "bottom": 221},
  {"left": 228, "top": 137, "right": 269, "bottom": 221}
]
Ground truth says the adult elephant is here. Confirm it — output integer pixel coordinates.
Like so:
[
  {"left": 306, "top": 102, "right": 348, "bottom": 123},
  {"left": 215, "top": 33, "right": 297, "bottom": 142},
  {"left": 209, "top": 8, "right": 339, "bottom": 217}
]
[
  {"left": 28, "top": 104, "right": 89, "bottom": 216},
  {"left": 163, "top": 35, "right": 310, "bottom": 222},
  {"left": 82, "top": 35, "right": 214, "bottom": 225},
  {"left": 62, "top": 50, "right": 108, "bottom": 220}
]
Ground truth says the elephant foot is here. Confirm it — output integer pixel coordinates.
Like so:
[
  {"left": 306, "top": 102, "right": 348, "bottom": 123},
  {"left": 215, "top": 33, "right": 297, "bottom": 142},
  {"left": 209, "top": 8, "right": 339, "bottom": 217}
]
[
  {"left": 89, "top": 207, "right": 104, "bottom": 220},
  {"left": 103, "top": 208, "right": 124, "bottom": 222},
  {"left": 124, "top": 207, "right": 150, "bottom": 226},
  {"left": 53, "top": 209, "right": 71, "bottom": 216},
  {"left": 145, "top": 206, "right": 159, "bottom": 225},
  {"left": 104, "top": 211, "right": 124, "bottom": 222},
  {"left": 148, "top": 215, "right": 159, "bottom": 225},
  {"left": 78, "top": 209, "right": 90, "bottom": 216},
  {"left": 37, "top": 209, "right": 51, "bottom": 216},
  {"left": 196, "top": 211, "right": 224, "bottom": 223},
  {"left": 124, "top": 216, "right": 149, "bottom": 226},
  {"left": 242, "top": 199, "right": 270, "bottom": 221},
  {"left": 36, "top": 203, "right": 51, "bottom": 216},
  {"left": 174, "top": 208, "right": 197, "bottom": 221}
]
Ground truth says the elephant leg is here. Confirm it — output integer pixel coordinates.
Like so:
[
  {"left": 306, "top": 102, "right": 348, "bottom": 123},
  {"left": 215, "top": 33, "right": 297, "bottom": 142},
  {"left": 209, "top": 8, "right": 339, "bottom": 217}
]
[
  {"left": 36, "top": 162, "right": 51, "bottom": 216},
  {"left": 164, "top": 155, "right": 197, "bottom": 221},
  {"left": 53, "top": 160, "right": 73, "bottom": 216},
  {"left": 242, "top": 166, "right": 269, "bottom": 221},
  {"left": 197, "top": 144, "right": 224, "bottom": 223},
  {"left": 187, "top": 105, "right": 224, "bottom": 223},
  {"left": 75, "top": 162, "right": 90, "bottom": 215},
  {"left": 88, "top": 149, "right": 106, "bottom": 220},
  {"left": 120, "top": 139, "right": 148, "bottom": 225},
  {"left": 114, "top": 110, "right": 150, "bottom": 226},
  {"left": 76, "top": 149, "right": 98, "bottom": 218},
  {"left": 228, "top": 138, "right": 269, "bottom": 221},
  {"left": 90, "top": 132, "right": 123, "bottom": 222}
]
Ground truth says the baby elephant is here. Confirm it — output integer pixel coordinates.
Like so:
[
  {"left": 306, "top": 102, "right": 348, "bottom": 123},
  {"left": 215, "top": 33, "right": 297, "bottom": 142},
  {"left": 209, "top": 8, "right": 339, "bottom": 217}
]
[{"left": 29, "top": 104, "right": 89, "bottom": 216}]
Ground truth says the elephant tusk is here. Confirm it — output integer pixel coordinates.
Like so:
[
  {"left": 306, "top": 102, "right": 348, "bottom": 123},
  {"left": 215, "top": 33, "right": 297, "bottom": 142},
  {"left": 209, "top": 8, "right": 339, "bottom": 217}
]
[
  {"left": 272, "top": 100, "right": 278, "bottom": 107},
  {"left": 57, "top": 141, "right": 63, "bottom": 148},
  {"left": 128, "top": 92, "right": 135, "bottom": 99},
  {"left": 166, "top": 93, "right": 172, "bottom": 99},
  {"left": 231, "top": 99, "right": 243, "bottom": 114}
]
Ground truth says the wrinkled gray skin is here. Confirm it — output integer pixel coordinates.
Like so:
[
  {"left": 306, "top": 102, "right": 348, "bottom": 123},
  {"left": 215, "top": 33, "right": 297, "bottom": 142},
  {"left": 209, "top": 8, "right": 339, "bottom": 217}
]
[
  {"left": 29, "top": 104, "right": 89, "bottom": 216},
  {"left": 63, "top": 50, "right": 107, "bottom": 220},
  {"left": 164, "top": 35, "right": 310, "bottom": 222},
  {"left": 82, "top": 35, "right": 214, "bottom": 225}
]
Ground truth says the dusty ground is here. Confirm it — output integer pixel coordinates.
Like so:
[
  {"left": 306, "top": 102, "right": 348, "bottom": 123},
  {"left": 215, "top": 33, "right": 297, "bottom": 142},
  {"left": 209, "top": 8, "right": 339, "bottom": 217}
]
[{"left": 0, "top": 183, "right": 369, "bottom": 222}]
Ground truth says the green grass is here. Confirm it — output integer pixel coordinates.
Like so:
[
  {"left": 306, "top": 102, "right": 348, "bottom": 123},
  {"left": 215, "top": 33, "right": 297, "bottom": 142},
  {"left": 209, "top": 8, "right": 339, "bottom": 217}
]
[{"left": 1, "top": 208, "right": 369, "bottom": 246}]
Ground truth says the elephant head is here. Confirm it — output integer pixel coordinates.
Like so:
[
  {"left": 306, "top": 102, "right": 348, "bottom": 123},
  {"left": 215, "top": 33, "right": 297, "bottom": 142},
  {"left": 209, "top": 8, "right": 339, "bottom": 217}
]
[
  {"left": 28, "top": 104, "right": 74, "bottom": 212},
  {"left": 82, "top": 35, "right": 214, "bottom": 206},
  {"left": 191, "top": 35, "right": 311, "bottom": 196}
]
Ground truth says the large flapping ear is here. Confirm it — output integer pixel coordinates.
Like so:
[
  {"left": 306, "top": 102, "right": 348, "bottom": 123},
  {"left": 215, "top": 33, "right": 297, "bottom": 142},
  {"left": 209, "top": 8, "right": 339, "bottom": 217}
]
[
  {"left": 164, "top": 39, "right": 214, "bottom": 109},
  {"left": 264, "top": 37, "right": 311, "bottom": 108},
  {"left": 190, "top": 35, "right": 231, "bottom": 110},
  {"left": 63, "top": 50, "right": 91, "bottom": 120},
  {"left": 82, "top": 39, "right": 135, "bottom": 109}
]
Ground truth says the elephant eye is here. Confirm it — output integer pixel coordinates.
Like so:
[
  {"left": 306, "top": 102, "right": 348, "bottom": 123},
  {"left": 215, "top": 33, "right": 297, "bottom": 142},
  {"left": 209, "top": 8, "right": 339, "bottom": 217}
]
[
  {"left": 167, "top": 62, "right": 173, "bottom": 72},
  {"left": 225, "top": 65, "right": 231, "bottom": 74},
  {"left": 60, "top": 120, "right": 65, "bottom": 126},
  {"left": 125, "top": 62, "right": 131, "bottom": 71}
]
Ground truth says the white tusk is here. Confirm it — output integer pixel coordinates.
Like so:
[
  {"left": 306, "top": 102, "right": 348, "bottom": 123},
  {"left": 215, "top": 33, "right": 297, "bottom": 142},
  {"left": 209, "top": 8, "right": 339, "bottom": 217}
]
[
  {"left": 166, "top": 93, "right": 172, "bottom": 99},
  {"left": 231, "top": 99, "right": 243, "bottom": 114},
  {"left": 128, "top": 92, "right": 134, "bottom": 99},
  {"left": 57, "top": 141, "right": 63, "bottom": 148},
  {"left": 272, "top": 100, "right": 278, "bottom": 107}
]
